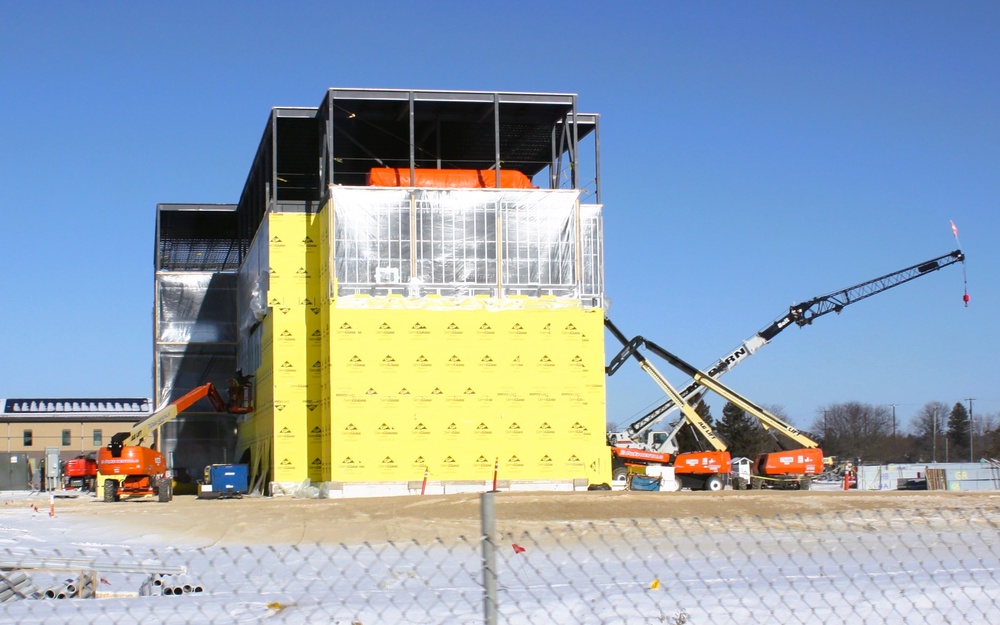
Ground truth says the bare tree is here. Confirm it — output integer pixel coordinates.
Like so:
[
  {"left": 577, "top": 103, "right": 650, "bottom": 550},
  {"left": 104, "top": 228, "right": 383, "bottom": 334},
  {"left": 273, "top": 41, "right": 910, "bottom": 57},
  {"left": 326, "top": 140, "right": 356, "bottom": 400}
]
[
  {"left": 812, "top": 402, "right": 893, "bottom": 462},
  {"left": 911, "top": 401, "right": 950, "bottom": 462},
  {"left": 974, "top": 412, "right": 999, "bottom": 460}
]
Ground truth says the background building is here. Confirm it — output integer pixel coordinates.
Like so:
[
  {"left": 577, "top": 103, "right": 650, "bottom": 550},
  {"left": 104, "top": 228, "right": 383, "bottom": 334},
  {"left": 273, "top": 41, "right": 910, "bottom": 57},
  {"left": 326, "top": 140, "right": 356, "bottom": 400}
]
[{"left": 0, "top": 397, "right": 150, "bottom": 489}]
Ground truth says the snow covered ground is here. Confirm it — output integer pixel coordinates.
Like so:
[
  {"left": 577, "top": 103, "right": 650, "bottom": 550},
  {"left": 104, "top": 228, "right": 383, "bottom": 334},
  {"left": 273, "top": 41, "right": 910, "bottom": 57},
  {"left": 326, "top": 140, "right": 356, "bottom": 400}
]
[{"left": 1, "top": 491, "right": 998, "bottom": 624}]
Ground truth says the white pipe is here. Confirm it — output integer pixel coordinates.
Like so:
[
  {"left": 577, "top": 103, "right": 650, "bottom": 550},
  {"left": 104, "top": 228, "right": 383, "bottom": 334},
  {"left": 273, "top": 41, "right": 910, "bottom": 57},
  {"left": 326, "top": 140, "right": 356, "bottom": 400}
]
[
  {"left": 0, "top": 557, "right": 185, "bottom": 575},
  {"left": 1, "top": 572, "right": 29, "bottom": 586}
]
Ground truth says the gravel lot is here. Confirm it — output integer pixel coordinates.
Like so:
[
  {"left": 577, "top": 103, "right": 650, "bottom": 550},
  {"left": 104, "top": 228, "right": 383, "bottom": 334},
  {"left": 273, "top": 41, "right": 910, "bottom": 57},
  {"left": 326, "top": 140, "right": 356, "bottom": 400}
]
[{"left": 16, "top": 489, "right": 999, "bottom": 547}]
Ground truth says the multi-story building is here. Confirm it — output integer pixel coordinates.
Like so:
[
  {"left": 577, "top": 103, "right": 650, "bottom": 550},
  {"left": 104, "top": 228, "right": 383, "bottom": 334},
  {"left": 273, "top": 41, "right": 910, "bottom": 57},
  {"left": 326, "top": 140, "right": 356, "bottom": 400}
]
[{"left": 157, "top": 89, "right": 608, "bottom": 496}]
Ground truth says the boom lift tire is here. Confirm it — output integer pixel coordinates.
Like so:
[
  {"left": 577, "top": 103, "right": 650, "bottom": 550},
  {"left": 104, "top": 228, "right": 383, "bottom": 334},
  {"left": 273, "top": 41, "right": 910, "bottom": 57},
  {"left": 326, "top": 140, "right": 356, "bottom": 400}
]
[
  {"left": 156, "top": 477, "right": 173, "bottom": 503},
  {"left": 612, "top": 466, "right": 629, "bottom": 484},
  {"left": 704, "top": 475, "right": 724, "bottom": 491},
  {"left": 750, "top": 477, "right": 763, "bottom": 490},
  {"left": 799, "top": 477, "right": 811, "bottom": 491},
  {"left": 733, "top": 477, "right": 747, "bottom": 491},
  {"left": 104, "top": 479, "right": 119, "bottom": 503}
]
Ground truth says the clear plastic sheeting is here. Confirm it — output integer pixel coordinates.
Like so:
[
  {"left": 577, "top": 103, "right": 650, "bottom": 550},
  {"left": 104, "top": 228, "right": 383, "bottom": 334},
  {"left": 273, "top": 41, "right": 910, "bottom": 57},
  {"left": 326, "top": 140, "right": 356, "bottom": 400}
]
[
  {"left": 236, "top": 218, "right": 270, "bottom": 337},
  {"left": 155, "top": 345, "right": 238, "bottom": 409},
  {"left": 329, "top": 187, "right": 603, "bottom": 306},
  {"left": 156, "top": 274, "right": 239, "bottom": 344},
  {"left": 154, "top": 344, "right": 239, "bottom": 481},
  {"left": 579, "top": 203, "right": 603, "bottom": 302}
]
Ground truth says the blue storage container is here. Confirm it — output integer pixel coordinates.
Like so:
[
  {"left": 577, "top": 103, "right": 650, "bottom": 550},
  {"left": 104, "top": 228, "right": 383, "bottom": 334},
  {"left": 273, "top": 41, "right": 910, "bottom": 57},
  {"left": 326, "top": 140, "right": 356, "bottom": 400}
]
[
  {"left": 198, "top": 464, "right": 249, "bottom": 499},
  {"left": 629, "top": 474, "right": 661, "bottom": 491}
]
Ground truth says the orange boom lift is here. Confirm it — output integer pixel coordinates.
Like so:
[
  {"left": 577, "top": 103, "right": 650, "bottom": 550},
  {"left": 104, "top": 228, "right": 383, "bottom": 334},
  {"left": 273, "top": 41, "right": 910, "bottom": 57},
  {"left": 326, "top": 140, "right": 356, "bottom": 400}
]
[{"left": 97, "top": 375, "right": 252, "bottom": 502}]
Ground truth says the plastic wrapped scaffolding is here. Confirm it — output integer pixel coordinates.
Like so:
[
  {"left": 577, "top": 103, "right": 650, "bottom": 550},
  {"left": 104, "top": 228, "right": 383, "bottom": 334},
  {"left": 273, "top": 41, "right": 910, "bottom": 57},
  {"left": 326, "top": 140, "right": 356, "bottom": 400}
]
[
  {"left": 156, "top": 273, "right": 239, "bottom": 345},
  {"left": 154, "top": 271, "right": 240, "bottom": 474},
  {"left": 236, "top": 217, "right": 270, "bottom": 339},
  {"left": 328, "top": 187, "right": 603, "bottom": 306}
]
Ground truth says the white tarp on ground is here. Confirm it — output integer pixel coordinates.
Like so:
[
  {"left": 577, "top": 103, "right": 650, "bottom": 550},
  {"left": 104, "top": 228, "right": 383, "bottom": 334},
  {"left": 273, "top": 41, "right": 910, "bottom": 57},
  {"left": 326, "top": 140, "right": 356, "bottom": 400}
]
[{"left": 0, "top": 491, "right": 998, "bottom": 624}]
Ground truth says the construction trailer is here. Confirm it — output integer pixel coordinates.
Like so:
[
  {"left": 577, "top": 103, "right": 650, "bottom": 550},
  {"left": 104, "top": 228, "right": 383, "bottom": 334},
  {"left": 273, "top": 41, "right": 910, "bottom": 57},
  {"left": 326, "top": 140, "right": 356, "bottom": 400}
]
[{"left": 157, "top": 89, "right": 607, "bottom": 495}]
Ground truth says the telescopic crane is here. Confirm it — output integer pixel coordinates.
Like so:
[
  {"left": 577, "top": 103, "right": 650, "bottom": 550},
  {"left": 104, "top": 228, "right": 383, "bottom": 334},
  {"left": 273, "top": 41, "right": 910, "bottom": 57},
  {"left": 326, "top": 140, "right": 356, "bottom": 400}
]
[{"left": 608, "top": 249, "right": 965, "bottom": 451}]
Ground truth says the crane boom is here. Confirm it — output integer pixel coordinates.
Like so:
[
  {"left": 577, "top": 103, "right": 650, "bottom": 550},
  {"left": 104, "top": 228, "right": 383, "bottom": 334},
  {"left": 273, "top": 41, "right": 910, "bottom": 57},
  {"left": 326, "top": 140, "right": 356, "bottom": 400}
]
[{"left": 620, "top": 249, "right": 965, "bottom": 438}]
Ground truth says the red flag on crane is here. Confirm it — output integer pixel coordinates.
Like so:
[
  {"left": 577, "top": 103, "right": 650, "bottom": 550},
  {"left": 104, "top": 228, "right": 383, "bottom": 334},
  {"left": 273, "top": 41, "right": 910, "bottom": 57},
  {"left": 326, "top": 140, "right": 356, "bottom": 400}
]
[
  {"left": 950, "top": 220, "right": 969, "bottom": 307},
  {"left": 512, "top": 544, "right": 526, "bottom": 554}
]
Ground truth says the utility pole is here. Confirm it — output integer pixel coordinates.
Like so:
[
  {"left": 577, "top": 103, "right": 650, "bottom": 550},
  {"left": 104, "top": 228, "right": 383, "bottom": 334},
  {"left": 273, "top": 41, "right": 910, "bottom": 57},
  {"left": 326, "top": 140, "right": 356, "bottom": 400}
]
[
  {"left": 932, "top": 405, "right": 938, "bottom": 463},
  {"left": 889, "top": 403, "right": 897, "bottom": 438},
  {"left": 966, "top": 397, "right": 975, "bottom": 462}
]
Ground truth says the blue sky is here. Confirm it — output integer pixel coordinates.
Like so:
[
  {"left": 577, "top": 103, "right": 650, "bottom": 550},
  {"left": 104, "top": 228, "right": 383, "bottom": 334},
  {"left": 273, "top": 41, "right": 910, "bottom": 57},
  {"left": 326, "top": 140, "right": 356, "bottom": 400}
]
[{"left": 1, "top": 2, "right": 996, "bottom": 435}]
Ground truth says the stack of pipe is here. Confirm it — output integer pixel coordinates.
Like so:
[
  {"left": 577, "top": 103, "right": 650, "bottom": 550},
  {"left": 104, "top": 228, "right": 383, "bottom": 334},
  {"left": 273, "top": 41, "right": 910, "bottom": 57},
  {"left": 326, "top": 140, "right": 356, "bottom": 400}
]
[
  {"left": 43, "top": 580, "right": 74, "bottom": 600},
  {"left": 140, "top": 573, "right": 204, "bottom": 596},
  {"left": 44, "top": 575, "right": 96, "bottom": 600},
  {"left": 0, "top": 570, "right": 40, "bottom": 602}
]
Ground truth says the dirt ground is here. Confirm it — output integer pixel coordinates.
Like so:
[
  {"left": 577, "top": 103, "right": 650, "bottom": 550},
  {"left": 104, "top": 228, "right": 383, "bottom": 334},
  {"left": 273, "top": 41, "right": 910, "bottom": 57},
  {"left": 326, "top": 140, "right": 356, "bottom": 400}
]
[{"left": 17, "top": 489, "right": 1000, "bottom": 547}]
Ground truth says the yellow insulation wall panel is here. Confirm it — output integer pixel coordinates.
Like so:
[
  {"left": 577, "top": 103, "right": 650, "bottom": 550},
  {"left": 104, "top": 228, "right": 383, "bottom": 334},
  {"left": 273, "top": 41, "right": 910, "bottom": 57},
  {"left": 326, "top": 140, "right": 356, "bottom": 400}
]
[
  {"left": 265, "top": 212, "right": 325, "bottom": 484},
  {"left": 319, "top": 201, "right": 333, "bottom": 480},
  {"left": 237, "top": 314, "right": 274, "bottom": 489},
  {"left": 241, "top": 208, "right": 609, "bottom": 490},
  {"left": 327, "top": 306, "right": 609, "bottom": 484}
]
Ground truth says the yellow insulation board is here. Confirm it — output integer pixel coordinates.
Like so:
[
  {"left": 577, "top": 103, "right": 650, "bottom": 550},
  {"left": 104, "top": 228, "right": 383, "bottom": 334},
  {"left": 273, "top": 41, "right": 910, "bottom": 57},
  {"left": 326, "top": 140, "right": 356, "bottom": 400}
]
[
  {"left": 238, "top": 314, "right": 275, "bottom": 489},
  {"left": 327, "top": 306, "right": 609, "bottom": 484},
  {"left": 266, "top": 212, "right": 326, "bottom": 483},
  {"left": 244, "top": 210, "right": 610, "bottom": 488},
  {"left": 265, "top": 212, "right": 322, "bottom": 308}
]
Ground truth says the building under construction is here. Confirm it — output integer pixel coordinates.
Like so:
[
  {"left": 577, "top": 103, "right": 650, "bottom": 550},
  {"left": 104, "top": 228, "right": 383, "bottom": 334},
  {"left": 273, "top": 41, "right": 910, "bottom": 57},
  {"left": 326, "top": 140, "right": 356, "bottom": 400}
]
[{"left": 155, "top": 89, "right": 607, "bottom": 495}]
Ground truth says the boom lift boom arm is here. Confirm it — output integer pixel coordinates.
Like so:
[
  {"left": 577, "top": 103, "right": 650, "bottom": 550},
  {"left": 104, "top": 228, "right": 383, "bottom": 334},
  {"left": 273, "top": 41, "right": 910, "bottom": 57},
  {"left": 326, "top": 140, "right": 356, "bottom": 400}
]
[
  {"left": 605, "top": 319, "right": 727, "bottom": 452},
  {"left": 606, "top": 317, "right": 818, "bottom": 450},
  {"left": 108, "top": 382, "right": 243, "bottom": 454},
  {"left": 620, "top": 249, "right": 965, "bottom": 439}
]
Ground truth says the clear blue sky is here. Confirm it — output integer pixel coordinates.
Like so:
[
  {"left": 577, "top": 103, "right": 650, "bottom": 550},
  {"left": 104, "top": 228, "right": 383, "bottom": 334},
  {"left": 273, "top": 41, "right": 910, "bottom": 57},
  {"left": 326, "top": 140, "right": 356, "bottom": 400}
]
[{"left": 1, "top": 2, "right": 996, "bottom": 436}]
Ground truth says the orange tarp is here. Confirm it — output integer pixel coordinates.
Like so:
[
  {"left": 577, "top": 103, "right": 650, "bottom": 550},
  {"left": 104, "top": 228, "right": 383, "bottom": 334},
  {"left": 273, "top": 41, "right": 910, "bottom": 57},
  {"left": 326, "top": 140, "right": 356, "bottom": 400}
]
[{"left": 368, "top": 167, "right": 534, "bottom": 189}]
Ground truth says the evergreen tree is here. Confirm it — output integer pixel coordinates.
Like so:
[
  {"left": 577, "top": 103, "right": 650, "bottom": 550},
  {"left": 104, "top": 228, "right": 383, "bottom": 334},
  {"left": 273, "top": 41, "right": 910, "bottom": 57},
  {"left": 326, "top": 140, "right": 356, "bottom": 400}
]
[
  {"left": 673, "top": 399, "right": 715, "bottom": 452},
  {"left": 948, "top": 402, "right": 970, "bottom": 456},
  {"left": 715, "top": 401, "right": 770, "bottom": 459}
]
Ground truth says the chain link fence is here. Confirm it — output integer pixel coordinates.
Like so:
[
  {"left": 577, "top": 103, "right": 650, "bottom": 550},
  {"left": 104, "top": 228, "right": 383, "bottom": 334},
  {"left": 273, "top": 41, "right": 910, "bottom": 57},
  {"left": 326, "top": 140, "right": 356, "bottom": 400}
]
[{"left": 2, "top": 494, "right": 998, "bottom": 624}]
